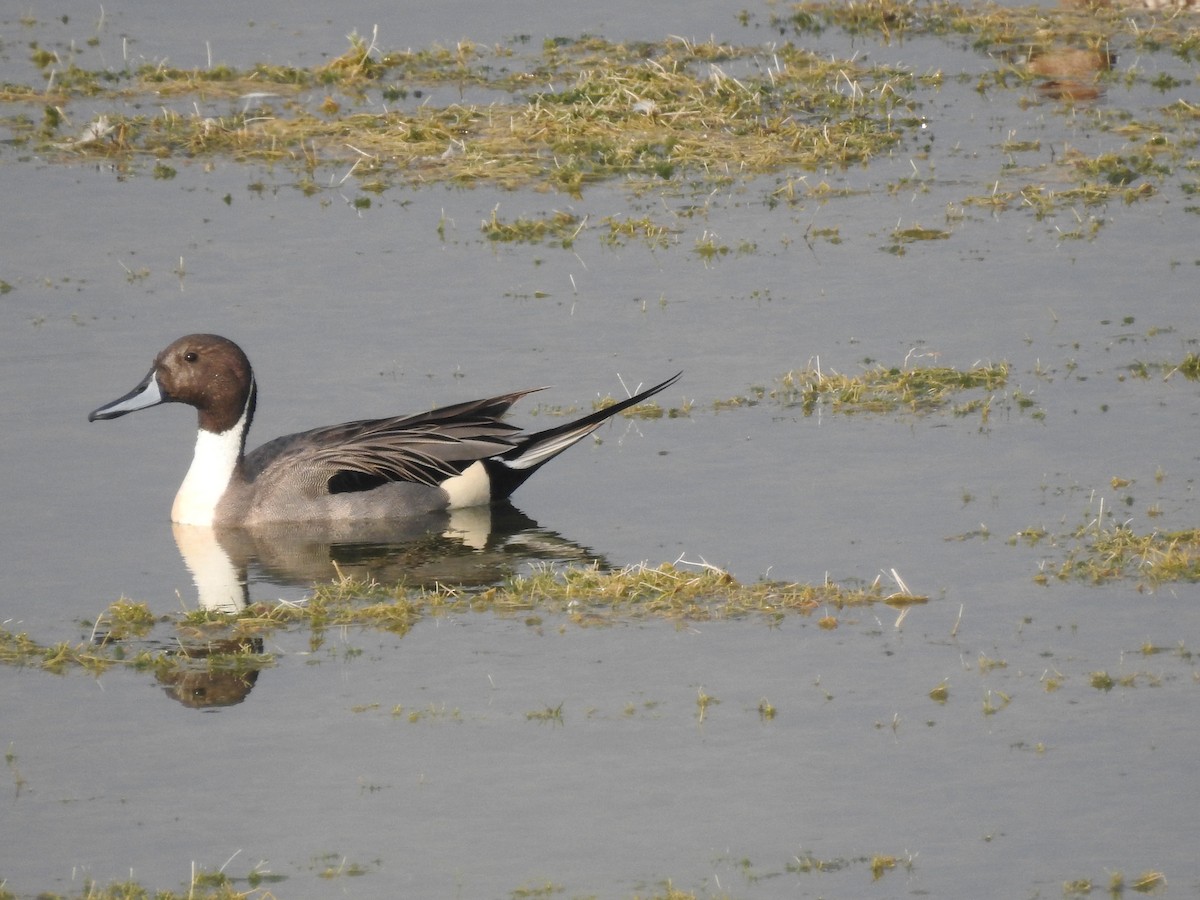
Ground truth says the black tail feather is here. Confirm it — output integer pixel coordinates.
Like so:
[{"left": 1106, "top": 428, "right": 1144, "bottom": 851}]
[{"left": 484, "top": 371, "right": 681, "bottom": 500}]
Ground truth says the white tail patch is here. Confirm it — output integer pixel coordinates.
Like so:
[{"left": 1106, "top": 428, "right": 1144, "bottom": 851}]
[{"left": 440, "top": 460, "right": 492, "bottom": 509}]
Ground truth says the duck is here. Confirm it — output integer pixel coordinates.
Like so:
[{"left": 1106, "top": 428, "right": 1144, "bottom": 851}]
[{"left": 89, "top": 334, "right": 680, "bottom": 527}]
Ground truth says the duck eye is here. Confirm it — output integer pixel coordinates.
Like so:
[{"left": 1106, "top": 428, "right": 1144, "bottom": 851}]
[{"left": 184, "top": 351, "right": 198, "bottom": 363}]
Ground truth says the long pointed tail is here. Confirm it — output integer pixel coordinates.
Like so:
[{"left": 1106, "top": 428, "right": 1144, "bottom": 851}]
[{"left": 484, "top": 372, "right": 681, "bottom": 499}]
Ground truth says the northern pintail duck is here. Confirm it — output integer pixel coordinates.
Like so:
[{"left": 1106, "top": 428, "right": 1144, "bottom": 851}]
[{"left": 89, "top": 334, "right": 680, "bottom": 526}]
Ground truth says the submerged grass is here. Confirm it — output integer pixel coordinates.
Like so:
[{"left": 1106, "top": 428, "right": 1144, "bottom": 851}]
[
  {"left": 1050, "top": 525, "right": 1200, "bottom": 585},
  {"left": 2, "top": 601, "right": 275, "bottom": 685},
  {"left": 14, "top": 34, "right": 916, "bottom": 194},
  {"left": 772, "top": 360, "right": 1014, "bottom": 416},
  {"left": 698, "top": 358, "right": 1041, "bottom": 422},
  {"left": 481, "top": 207, "right": 584, "bottom": 245},
  {"left": 782, "top": 0, "right": 1200, "bottom": 62},
  {"left": 5, "top": 3, "right": 1197, "bottom": 239},
  {"left": 0, "top": 562, "right": 927, "bottom": 676},
  {"left": 1022, "top": 470, "right": 1200, "bottom": 586},
  {"left": 293, "top": 560, "right": 927, "bottom": 628},
  {"left": 0, "top": 629, "right": 119, "bottom": 675},
  {"left": 1, "top": 872, "right": 270, "bottom": 899},
  {"left": 465, "top": 561, "right": 927, "bottom": 621},
  {"left": 1125, "top": 350, "right": 1200, "bottom": 381}
]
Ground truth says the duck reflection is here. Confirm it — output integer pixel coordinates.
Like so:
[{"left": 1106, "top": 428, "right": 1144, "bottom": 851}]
[
  {"left": 155, "top": 634, "right": 264, "bottom": 708},
  {"left": 152, "top": 504, "right": 603, "bottom": 708},
  {"left": 172, "top": 502, "right": 605, "bottom": 612},
  {"left": 1027, "top": 47, "right": 1113, "bottom": 103}
]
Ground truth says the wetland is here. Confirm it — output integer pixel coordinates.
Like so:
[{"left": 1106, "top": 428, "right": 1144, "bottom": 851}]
[{"left": 2, "top": 0, "right": 1200, "bottom": 897}]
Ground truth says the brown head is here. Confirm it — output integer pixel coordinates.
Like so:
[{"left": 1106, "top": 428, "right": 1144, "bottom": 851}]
[{"left": 89, "top": 333, "right": 256, "bottom": 435}]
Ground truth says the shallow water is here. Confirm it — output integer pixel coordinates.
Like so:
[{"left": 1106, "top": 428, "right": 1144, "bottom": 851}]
[{"left": 3, "top": 1, "right": 1200, "bottom": 897}]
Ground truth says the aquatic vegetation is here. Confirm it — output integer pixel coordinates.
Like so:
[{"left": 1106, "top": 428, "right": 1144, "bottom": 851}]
[
  {"left": 781, "top": 0, "right": 1200, "bottom": 61},
  {"left": 531, "top": 391, "right": 684, "bottom": 421},
  {"left": 0, "top": 562, "right": 926, "bottom": 678},
  {"left": 510, "top": 881, "right": 565, "bottom": 899},
  {"left": 12, "top": 33, "right": 915, "bottom": 194},
  {"left": 526, "top": 702, "right": 565, "bottom": 723},
  {"left": 599, "top": 214, "right": 677, "bottom": 248},
  {"left": 5, "top": 872, "right": 270, "bottom": 899},
  {"left": 95, "top": 598, "right": 157, "bottom": 639},
  {"left": 461, "top": 561, "right": 927, "bottom": 622},
  {"left": 3, "top": 5, "right": 1196, "bottom": 247},
  {"left": 703, "top": 360, "right": 1029, "bottom": 419},
  {"left": 870, "top": 855, "right": 898, "bottom": 880},
  {"left": 382, "top": 702, "right": 463, "bottom": 724},
  {"left": 981, "top": 689, "right": 1011, "bottom": 715},
  {"left": 1179, "top": 353, "right": 1200, "bottom": 379},
  {"left": 1132, "top": 870, "right": 1168, "bottom": 892},
  {"left": 481, "top": 207, "right": 583, "bottom": 245},
  {"left": 314, "top": 853, "right": 373, "bottom": 879},
  {"left": 1127, "top": 351, "right": 1200, "bottom": 380},
  {"left": 1067, "top": 869, "right": 1167, "bottom": 896},
  {"left": 1051, "top": 525, "right": 1200, "bottom": 584},
  {"left": 784, "top": 2, "right": 1200, "bottom": 234},
  {"left": 788, "top": 849, "right": 917, "bottom": 880},
  {"left": 1021, "top": 463, "right": 1200, "bottom": 585},
  {"left": 888, "top": 223, "right": 952, "bottom": 249},
  {"left": 1, "top": 606, "right": 275, "bottom": 684},
  {"left": 772, "top": 360, "right": 1013, "bottom": 416},
  {"left": 0, "top": 628, "right": 119, "bottom": 675},
  {"left": 594, "top": 393, "right": 675, "bottom": 420}
]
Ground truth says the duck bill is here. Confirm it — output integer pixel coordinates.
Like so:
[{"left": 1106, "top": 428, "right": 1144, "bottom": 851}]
[{"left": 88, "top": 368, "right": 165, "bottom": 421}]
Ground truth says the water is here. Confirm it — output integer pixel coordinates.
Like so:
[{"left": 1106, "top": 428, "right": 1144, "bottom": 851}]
[{"left": 2, "top": 1, "right": 1199, "bottom": 896}]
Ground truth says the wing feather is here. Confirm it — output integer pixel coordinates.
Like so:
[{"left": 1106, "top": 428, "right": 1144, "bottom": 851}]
[{"left": 240, "top": 389, "right": 543, "bottom": 495}]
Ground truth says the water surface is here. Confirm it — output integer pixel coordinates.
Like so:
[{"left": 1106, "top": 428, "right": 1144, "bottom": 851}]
[{"left": 2, "top": 1, "right": 1199, "bottom": 896}]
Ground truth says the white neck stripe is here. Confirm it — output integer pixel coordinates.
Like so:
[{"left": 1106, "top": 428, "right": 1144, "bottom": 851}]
[{"left": 170, "top": 401, "right": 250, "bottom": 525}]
